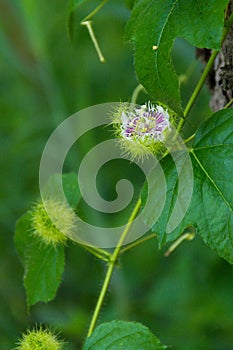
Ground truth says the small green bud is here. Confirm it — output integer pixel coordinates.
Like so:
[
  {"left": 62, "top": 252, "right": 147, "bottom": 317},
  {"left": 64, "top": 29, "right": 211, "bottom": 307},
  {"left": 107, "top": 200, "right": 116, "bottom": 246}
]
[
  {"left": 31, "top": 199, "right": 76, "bottom": 246},
  {"left": 16, "top": 327, "right": 64, "bottom": 350}
]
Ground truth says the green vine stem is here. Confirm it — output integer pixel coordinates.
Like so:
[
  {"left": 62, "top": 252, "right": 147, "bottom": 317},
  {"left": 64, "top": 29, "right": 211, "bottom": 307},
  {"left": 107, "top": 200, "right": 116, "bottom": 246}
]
[
  {"left": 184, "top": 133, "right": 195, "bottom": 144},
  {"left": 177, "top": 10, "right": 233, "bottom": 132},
  {"left": 86, "top": 9, "right": 233, "bottom": 339},
  {"left": 80, "top": 0, "right": 109, "bottom": 63},
  {"left": 164, "top": 230, "right": 195, "bottom": 257},
  {"left": 79, "top": 243, "right": 111, "bottom": 262},
  {"left": 178, "top": 50, "right": 218, "bottom": 130},
  {"left": 81, "top": 21, "right": 105, "bottom": 63},
  {"left": 224, "top": 97, "right": 233, "bottom": 109},
  {"left": 120, "top": 233, "right": 157, "bottom": 255},
  {"left": 131, "top": 84, "right": 145, "bottom": 104},
  {"left": 87, "top": 198, "right": 142, "bottom": 337},
  {"left": 82, "top": 0, "right": 109, "bottom": 22},
  {"left": 184, "top": 95, "right": 233, "bottom": 146}
]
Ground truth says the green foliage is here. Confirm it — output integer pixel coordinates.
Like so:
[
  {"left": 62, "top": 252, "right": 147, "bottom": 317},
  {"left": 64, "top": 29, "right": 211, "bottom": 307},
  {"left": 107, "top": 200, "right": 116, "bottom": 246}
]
[
  {"left": 15, "top": 211, "right": 65, "bottom": 308},
  {"left": 14, "top": 173, "right": 81, "bottom": 308},
  {"left": 125, "top": 0, "right": 229, "bottom": 114},
  {"left": 2, "top": 0, "right": 233, "bottom": 349},
  {"left": 83, "top": 320, "right": 166, "bottom": 350},
  {"left": 142, "top": 108, "right": 233, "bottom": 264}
]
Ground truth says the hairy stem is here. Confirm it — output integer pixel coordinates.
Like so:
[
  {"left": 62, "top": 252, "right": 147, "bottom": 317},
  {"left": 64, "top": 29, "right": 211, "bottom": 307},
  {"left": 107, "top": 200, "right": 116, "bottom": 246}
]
[
  {"left": 184, "top": 133, "right": 195, "bottom": 144},
  {"left": 86, "top": 10, "right": 233, "bottom": 339},
  {"left": 120, "top": 233, "right": 156, "bottom": 255},
  {"left": 87, "top": 198, "right": 142, "bottom": 337},
  {"left": 224, "top": 97, "right": 233, "bottom": 109},
  {"left": 131, "top": 84, "right": 145, "bottom": 104},
  {"left": 80, "top": 0, "right": 109, "bottom": 63},
  {"left": 164, "top": 231, "right": 195, "bottom": 257},
  {"left": 80, "top": 243, "right": 110, "bottom": 262},
  {"left": 81, "top": 21, "right": 105, "bottom": 63},
  {"left": 177, "top": 50, "right": 219, "bottom": 132},
  {"left": 178, "top": 10, "right": 233, "bottom": 131},
  {"left": 82, "top": 0, "right": 109, "bottom": 22}
]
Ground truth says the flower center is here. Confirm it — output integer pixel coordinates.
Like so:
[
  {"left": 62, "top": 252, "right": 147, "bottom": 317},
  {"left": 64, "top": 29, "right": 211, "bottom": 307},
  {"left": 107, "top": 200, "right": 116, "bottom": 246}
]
[{"left": 121, "top": 103, "right": 170, "bottom": 143}]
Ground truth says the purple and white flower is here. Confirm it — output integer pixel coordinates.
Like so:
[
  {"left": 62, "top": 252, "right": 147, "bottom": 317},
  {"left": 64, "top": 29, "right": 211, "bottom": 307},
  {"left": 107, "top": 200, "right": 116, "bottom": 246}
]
[{"left": 120, "top": 103, "right": 171, "bottom": 145}]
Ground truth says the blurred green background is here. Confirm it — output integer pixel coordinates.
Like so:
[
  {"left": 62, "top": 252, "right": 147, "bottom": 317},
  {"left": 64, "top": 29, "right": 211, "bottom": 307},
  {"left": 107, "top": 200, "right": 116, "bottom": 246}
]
[{"left": 0, "top": 1, "right": 232, "bottom": 349}]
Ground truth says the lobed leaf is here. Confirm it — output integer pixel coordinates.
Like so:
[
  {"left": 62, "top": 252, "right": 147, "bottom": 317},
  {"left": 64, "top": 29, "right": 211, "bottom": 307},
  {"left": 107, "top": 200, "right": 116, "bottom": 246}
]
[
  {"left": 142, "top": 108, "right": 233, "bottom": 264},
  {"left": 126, "top": 0, "right": 229, "bottom": 114}
]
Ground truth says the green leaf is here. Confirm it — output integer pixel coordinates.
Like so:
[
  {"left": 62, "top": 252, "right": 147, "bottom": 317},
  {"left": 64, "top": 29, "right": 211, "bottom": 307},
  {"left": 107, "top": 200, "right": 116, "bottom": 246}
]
[
  {"left": 142, "top": 109, "right": 233, "bottom": 264},
  {"left": 125, "top": 0, "right": 229, "bottom": 114},
  {"left": 15, "top": 213, "right": 65, "bottom": 307},
  {"left": 14, "top": 173, "right": 80, "bottom": 308},
  {"left": 43, "top": 172, "right": 81, "bottom": 209},
  {"left": 14, "top": 212, "right": 32, "bottom": 263},
  {"left": 83, "top": 321, "right": 166, "bottom": 350}
]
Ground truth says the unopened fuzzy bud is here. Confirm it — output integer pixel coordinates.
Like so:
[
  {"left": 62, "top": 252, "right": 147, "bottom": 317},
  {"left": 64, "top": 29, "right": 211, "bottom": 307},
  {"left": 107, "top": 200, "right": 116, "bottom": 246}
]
[
  {"left": 16, "top": 327, "right": 64, "bottom": 350},
  {"left": 31, "top": 199, "right": 76, "bottom": 246}
]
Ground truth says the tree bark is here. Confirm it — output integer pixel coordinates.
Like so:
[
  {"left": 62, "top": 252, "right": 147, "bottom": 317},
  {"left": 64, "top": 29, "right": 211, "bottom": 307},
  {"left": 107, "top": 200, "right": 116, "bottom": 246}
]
[{"left": 197, "top": 0, "right": 233, "bottom": 111}]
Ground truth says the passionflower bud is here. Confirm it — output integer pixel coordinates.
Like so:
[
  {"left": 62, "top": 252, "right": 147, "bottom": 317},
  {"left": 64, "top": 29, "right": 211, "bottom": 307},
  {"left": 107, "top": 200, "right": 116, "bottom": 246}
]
[
  {"left": 16, "top": 327, "right": 64, "bottom": 350},
  {"left": 113, "top": 102, "right": 173, "bottom": 159},
  {"left": 31, "top": 199, "right": 76, "bottom": 246}
]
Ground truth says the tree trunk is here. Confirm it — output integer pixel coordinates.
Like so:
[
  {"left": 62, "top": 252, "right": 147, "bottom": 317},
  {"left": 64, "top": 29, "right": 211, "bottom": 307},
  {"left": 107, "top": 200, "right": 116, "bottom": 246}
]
[{"left": 197, "top": 0, "right": 233, "bottom": 111}]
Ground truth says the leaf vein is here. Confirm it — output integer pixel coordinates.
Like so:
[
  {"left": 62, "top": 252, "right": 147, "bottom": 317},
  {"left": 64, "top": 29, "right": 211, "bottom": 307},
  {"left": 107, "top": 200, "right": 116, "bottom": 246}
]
[
  {"left": 193, "top": 144, "right": 233, "bottom": 150},
  {"left": 191, "top": 150, "right": 233, "bottom": 212},
  {"left": 154, "top": 0, "right": 178, "bottom": 100}
]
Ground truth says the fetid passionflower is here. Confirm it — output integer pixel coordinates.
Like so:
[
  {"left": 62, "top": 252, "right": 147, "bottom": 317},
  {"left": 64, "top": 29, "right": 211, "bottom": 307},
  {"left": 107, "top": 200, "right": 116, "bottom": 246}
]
[
  {"left": 113, "top": 102, "right": 173, "bottom": 159},
  {"left": 15, "top": 327, "right": 64, "bottom": 350},
  {"left": 31, "top": 199, "right": 76, "bottom": 246}
]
